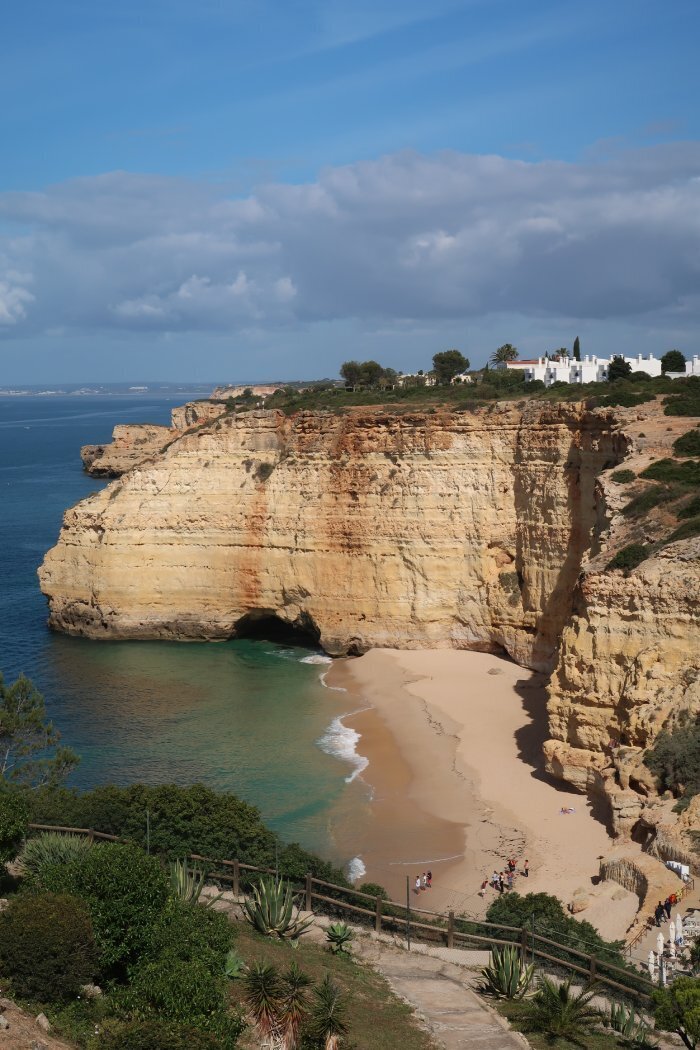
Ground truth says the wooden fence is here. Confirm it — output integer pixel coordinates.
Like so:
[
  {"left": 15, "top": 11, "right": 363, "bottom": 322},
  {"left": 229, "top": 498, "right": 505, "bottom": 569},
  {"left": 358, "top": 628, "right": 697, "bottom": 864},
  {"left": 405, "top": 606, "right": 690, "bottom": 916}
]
[{"left": 27, "top": 824, "right": 656, "bottom": 1002}]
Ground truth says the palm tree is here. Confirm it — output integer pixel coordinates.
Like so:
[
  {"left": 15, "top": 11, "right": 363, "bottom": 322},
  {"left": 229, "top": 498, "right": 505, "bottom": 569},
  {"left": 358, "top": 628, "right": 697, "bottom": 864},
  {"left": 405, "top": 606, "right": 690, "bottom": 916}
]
[
  {"left": 308, "top": 975, "right": 349, "bottom": 1050},
  {"left": 280, "top": 962, "right": 312, "bottom": 1049},
  {"left": 523, "top": 975, "right": 600, "bottom": 1044},
  {"left": 491, "top": 343, "right": 519, "bottom": 365}
]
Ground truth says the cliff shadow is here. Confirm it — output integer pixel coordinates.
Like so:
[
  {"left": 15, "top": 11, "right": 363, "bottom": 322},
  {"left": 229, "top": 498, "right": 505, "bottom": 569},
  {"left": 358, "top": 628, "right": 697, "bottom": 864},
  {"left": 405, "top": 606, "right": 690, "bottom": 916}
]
[
  {"left": 513, "top": 674, "right": 613, "bottom": 833},
  {"left": 233, "top": 611, "right": 321, "bottom": 649}
]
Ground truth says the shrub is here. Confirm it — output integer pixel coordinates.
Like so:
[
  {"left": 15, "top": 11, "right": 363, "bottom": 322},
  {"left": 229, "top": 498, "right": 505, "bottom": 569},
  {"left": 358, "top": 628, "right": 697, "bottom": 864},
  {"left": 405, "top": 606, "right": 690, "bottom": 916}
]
[
  {"left": 606, "top": 543, "right": 649, "bottom": 572},
  {"left": 326, "top": 922, "right": 354, "bottom": 956},
  {"left": 640, "top": 458, "right": 700, "bottom": 485},
  {"left": 678, "top": 496, "right": 700, "bottom": 520},
  {"left": 667, "top": 517, "right": 700, "bottom": 543},
  {"left": 479, "top": 945, "right": 534, "bottom": 999},
  {"left": 358, "top": 881, "right": 389, "bottom": 900},
  {"left": 18, "top": 830, "right": 93, "bottom": 878},
  {"left": 0, "top": 787, "right": 29, "bottom": 862},
  {"left": 644, "top": 719, "right": 700, "bottom": 803},
  {"left": 120, "top": 956, "right": 243, "bottom": 1046},
  {"left": 38, "top": 841, "right": 169, "bottom": 974},
  {"left": 94, "top": 1018, "right": 222, "bottom": 1049},
  {"left": 522, "top": 975, "right": 599, "bottom": 1042},
  {"left": 674, "top": 428, "right": 700, "bottom": 458},
  {"left": 653, "top": 977, "right": 700, "bottom": 1049},
  {"left": 140, "top": 897, "right": 233, "bottom": 970},
  {"left": 242, "top": 875, "right": 314, "bottom": 941},
  {"left": 611, "top": 469, "right": 636, "bottom": 484},
  {"left": 0, "top": 891, "right": 97, "bottom": 1000},
  {"left": 622, "top": 485, "right": 678, "bottom": 517}
]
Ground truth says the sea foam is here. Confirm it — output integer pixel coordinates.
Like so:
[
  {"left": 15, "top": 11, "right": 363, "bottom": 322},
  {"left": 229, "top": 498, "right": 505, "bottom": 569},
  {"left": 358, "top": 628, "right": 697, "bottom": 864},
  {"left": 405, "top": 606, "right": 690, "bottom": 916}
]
[
  {"left": 300, "top": 653, "right": 333, "bottom": 665},
  {"left": 347, "top": 856, "right": 366, "bottom": 883},
  {"left": 317, "top": 716, "right": 368, "bottom": 783}
]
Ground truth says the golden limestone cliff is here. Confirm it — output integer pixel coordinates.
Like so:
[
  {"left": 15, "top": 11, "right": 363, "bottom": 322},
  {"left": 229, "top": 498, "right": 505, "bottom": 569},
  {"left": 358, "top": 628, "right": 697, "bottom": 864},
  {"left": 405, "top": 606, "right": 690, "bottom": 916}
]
[{"left": 41, "top": 401, "right": 626, "bottom": 669}]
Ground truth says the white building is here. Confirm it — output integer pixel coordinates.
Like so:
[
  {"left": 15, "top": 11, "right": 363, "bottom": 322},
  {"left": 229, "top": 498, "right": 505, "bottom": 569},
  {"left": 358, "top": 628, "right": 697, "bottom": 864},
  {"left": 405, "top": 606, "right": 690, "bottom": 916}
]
[{"left": 519, "top": 352, "right": 697, "bottom": 388}]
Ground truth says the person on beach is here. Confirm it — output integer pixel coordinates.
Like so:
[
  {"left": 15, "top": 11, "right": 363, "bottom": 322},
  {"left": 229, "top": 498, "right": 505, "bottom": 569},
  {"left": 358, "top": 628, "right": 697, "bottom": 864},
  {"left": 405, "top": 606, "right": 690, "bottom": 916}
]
[
  {"left": 506, "top": 871, "right": 514, "bottom": 891},
  {"left": 421, "top": 873, "right": 427, "bottom": 891},
  {"left": 426, "top": 871, "right": 432, "bottom": 889},
  {"left": 415, "top": 876, "right": 421, "bottom": 895},
  {"left": 507, "top": 858, "right": 515, "bottom": 873},
  {"left": 654, "top": 901, "right": 665, "bottom": 927},
  {"left": 498, "top": 872, "right": 505, "bottom": 893},
  {"left": 523, "top": 859, "right": 529, "bottom": 878},
  {"left": 479, "top": 878, "right": 488, "bottom": 898},
  {"left": 491, "top": 871, "right": 500, "bottom": 889},
  {"left": 664, "top": 897, "right": 673, "bottom": 920}
]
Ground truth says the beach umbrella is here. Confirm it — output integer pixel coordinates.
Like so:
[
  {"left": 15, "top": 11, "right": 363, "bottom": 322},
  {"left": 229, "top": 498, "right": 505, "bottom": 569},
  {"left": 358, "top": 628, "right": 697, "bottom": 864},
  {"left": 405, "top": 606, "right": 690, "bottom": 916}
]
[
  {"left": 656, "top": 931, "right": 664, "bottom": 956},
  {"left": 647, "top": 951, "right": 656, "bottom": 980},
  {"left": 675, "top": 912, "right": 684, "bottom": 944},
  {"left": 669, "top": 919, "right": 676, "bottom": 944}
]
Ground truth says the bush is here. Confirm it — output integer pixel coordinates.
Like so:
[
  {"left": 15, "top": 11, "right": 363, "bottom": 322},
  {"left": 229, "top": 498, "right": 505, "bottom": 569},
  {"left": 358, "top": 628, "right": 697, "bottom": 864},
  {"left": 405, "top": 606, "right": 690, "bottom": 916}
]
[
  {"left": 673, "top": 427, "right": 700, "bottom": 458},
  {"left": 0, "top": 891, "right": 97, "bottom": 1000},
  {"left": 611, "top": 469, "right": 636, "bottom": 484},
  {"left": 678, "top": 496, "right": 700, "bottom": 520},
  {"left": 38, "top": 841, "right": 169, "bottom": 974},
  {"left": 664, "top": 378, "right": 700, "bottom": 417},
  {"left": 94, "top": 1018, "right": 222, "bottom": 1049},
  {"left": 140, "top": 897, "right": 233, "bottom": 970},
  {"left": 667, "top": 516, "right": 700, "bottom": 543},
  {"left": 645, "top": 719, "right": 700, "bottom": 803},
  {"left": 640, "top": 458, "right": 700, "bottom": 485},
  {"left": 622, "top": 485, "right": 678, "bottom": 517},
  {"left": 0, "top": 787, "right": 29, "bottom": 862},
  {"left": 18, "top": 830, "right": 93, "bottom": 878},
  {"left": 120, "top": 956, "right": 243, "bottom": 1046},
  {"left": 606, "top": 543, "right": 649, "bottom": 572}
]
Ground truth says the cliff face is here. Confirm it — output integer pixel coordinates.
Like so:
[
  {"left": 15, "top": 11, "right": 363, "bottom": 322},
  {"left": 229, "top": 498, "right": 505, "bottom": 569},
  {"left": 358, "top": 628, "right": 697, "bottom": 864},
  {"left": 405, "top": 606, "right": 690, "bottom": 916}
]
[
  {"left": 40, "top": 402, "right": 626, "bottom": 669},
  {"left": 81, "top": 401, "right": 226, "bottom": 476}
]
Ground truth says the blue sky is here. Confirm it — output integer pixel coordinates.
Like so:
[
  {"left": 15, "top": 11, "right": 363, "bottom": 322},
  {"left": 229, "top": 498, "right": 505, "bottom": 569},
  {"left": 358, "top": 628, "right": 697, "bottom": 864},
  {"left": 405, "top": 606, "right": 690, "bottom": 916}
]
[{"left": 1, "top": 0, "right": 699, "bottom": 382}]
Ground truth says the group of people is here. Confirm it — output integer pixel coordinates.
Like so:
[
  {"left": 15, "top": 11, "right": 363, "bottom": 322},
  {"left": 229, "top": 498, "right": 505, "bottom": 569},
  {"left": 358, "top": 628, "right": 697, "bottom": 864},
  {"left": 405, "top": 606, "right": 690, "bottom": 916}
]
[
  {"left": 479, "top": 857, "right": 529, "bottom": 896},
  {"left": 414, "top": 871, "right": 432, "bottom": 894},
  {"left": 654, "top": 894, "right": 679, "bottom": 927}
]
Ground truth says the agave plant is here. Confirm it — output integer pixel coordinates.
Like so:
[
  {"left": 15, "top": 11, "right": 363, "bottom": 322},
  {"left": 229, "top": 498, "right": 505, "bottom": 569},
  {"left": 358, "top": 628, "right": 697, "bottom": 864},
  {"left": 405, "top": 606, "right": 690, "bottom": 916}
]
[
  {"left": 242, "top": 875, "right": 314, "bottom": 942},
  {"left": 326, "top": 922, "right": 354, "bottom": 956},
  {"left": 168, "top": 858, "right": 223, "bottom": 908},
  {"left": 523, "top": 975, "right": 600, "bottom": 1042},
  {"left": 603, "top": 1000, "right": 657, "bottom": 1048},
  {"left": 479, "top": 945, "right": 534, "bottom": 999},
  {"left": 307, "top": 974, "right": 348, "bottom": 1050},
  {"left": 223, "top": 947, "right": 246, "bottom": 980},
  {"left": 18, "top": 831, "right": 93, "bottom": 878}
]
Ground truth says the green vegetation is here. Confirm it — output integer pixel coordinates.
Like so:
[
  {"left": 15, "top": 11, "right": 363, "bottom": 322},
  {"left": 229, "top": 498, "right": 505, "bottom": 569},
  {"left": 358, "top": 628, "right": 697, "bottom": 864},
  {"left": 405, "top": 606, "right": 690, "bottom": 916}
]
[
  {"left": 673, "top": 427, "right": 700, "bottom": 457},
  {"left": 644, "top": 717, "right": 700, "bottom": 808},
  {"left": 668, "top": 517, "right": 700, "bottom": 543},
  {"left": 521, "top": 976, "right": 600, "bottom": 1044},
  {"left": 664, "top": 377, "right": 700, "bottom": 416},
  {"left": 491, "top": 343, "right": 519, "bottom": 365},
  {"left": 622, "top": 485, "right": 677, "bottom": 518},
  {"left": 606, "top": 544, "right": 649, "bottom": 573},
  {"left": 494, "top": 999, "right": 634, "bottom": 1050},
  {"left": 242, "top": 874, "right": 315, "bottom": 942},
  {"left": 602, "top": 1000, "right": 656, "bottom": 1047},
  {"left": 0, "top": 787, "right": 29, "bottom": 862},
  {"left": 653, "top": 977, "right": 700, "bottom": 1049},
  {"left": 326, "top": 921, "right": 355, "bottom": 956},
  {"left": 29, "top": 781, "right": 349, "bottom": 885},
  {"left": 0, "top": 672, "right": 78, "bottom": 787},
  {"left": 432, "top": 348, "right": 469, "bottom": 382},
  {"left": 662, "top": 349, "right": 687, "bottom": 374},
  {"left": 678, "top": 496, "right": 700, "bottom": 520},
  {"left": 608, "top": 357, "right": 633, "bottom": 382},
  {"left": 37, "top": 841, "right": 170, "bottom": 975},
  {"left": 168, "top": 857, "right": 212, "bottom": 905},
  {"left": 611, "top": 469, "right": 636, "bottom": 484},
  {"left": 18, "top": 829, "right": 93, "bottom": 877},
  {"left": 479, "top": 945, "right": 534, "bottom": 999},
  {"left": 0, "top": 891, "right": 97, "bottom": 1000},
  {"left": 95, "top": 1019, "right": 222, "bottom": 1049},
  {"left": 640, "top": 458, "right": 700, "bottom": 485}
]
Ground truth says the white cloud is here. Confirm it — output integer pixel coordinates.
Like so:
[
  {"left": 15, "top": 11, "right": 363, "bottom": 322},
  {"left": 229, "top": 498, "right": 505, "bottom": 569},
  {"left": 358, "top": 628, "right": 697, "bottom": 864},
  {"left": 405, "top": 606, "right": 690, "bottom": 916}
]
[{"left": 1, "top": 144, "right": 700, "bottom": 342}]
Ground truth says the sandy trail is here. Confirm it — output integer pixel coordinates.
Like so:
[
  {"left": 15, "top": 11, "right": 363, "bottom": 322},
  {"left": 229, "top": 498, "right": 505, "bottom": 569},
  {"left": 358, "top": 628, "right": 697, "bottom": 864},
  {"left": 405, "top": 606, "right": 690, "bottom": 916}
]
[{"left": 328, "top": 649, "right": 638, "bottom": 938}]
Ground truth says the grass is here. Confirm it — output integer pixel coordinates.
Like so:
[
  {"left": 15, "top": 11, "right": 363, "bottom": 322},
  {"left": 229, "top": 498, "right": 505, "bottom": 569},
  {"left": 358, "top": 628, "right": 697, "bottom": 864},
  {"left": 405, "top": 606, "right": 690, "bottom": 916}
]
[
  {"left": 622, "top": 485, "right": 679, "bottom": 517},
  {"left": 610, "top": 469, "right": 636, "bottom": 484},
  {"left": 640, "top": 458, "right": 700, "bottom": 485},
  {"left": 493, "top": 999, "right": 630, "bottom": 1050},
  {"left": 229, "top": 922, "right": 436, "bottom": 1050}
]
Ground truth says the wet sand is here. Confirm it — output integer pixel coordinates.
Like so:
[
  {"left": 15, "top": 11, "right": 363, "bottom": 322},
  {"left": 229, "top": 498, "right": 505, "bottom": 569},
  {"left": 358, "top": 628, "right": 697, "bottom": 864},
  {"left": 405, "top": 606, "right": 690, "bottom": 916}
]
[{"left": 328, "top": 649, "right": 638, "bottom": 936}]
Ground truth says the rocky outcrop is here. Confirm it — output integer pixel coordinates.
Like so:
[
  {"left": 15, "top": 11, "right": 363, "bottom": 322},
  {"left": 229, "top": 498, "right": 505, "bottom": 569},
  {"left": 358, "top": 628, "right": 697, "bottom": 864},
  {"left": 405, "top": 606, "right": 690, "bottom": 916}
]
[
  {"left": 40, "top": 402, "right": 627, "bottom": 667},
  {"left": 212, "top": 384, "right": 284, "bottom": 400},
  {"left": 81, "top": 401, "right": 226, "bottom": 476}
]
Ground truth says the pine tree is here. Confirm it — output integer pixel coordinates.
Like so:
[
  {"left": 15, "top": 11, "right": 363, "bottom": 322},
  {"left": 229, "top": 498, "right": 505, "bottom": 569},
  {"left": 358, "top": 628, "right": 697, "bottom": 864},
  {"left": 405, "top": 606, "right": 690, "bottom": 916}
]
[{"left": 573, "top": 336, "right": 581, "bottom": 361}]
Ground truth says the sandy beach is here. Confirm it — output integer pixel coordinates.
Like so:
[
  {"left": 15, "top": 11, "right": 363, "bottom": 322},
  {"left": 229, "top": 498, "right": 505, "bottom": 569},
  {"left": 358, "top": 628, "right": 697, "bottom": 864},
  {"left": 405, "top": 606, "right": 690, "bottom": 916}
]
[{"left": 328, "top": 649, "right": 639, "bottom": 938}]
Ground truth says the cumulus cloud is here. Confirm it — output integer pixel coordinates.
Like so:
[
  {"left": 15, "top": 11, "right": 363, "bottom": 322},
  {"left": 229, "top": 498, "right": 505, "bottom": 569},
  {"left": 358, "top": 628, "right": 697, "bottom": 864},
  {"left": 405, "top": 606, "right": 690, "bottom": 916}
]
[{"left": 0, "top": 144, "right": 699, "bottom": 339}]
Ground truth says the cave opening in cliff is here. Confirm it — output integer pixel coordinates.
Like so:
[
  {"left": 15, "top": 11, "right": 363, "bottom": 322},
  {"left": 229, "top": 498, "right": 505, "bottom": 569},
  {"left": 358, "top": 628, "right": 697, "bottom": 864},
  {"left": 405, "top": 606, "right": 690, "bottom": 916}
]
[{"left": 233, "top": 611, "right": 321, "bottom": 648}]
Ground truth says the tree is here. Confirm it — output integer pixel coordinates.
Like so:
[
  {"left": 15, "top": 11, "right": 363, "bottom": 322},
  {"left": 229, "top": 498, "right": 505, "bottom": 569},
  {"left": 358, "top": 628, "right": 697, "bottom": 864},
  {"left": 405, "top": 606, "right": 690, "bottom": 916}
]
[
  {"left": 662, "top": 349, "right": 687, "bottom": 374},
  {"left": 491, "top": 344, "right": 519, "bottom": 366},
  {"left": 573, "top": 336, "right": 581, "bottom": 361},
  {"left": 0, "top": 673, "right": 78, "bottom": 789},
  {"left": 432, "top": 349, "right": 469, "bottom": 384},
  {"left": 359, "top": 360, "right": 384, "bottom": 387},
  {"left": 0, "top": 788, "right": 29, "bottom": 861},
  {"left": 339, "top": 361, "right": 363, "bottom": 388},
  {"left": 607, "top": 356, "right": 632, "bottom": 382},
  {"left": 654, "top": 977, "right": 700, "bottom": 1049}
]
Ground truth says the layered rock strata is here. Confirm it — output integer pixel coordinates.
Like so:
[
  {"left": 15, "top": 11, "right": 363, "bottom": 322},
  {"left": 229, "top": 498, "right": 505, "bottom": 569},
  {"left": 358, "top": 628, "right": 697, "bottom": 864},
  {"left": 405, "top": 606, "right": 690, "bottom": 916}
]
[{"left": 41, "top": 402, "right": 627, "bottom": 669}]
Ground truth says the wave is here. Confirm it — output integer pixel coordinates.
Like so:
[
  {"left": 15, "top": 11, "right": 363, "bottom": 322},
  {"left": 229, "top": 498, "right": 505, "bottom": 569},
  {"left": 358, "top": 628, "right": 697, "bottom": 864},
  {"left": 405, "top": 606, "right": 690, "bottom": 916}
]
[
  {"left": 347, "top": 856, "right": 366, "bottom": 883},
  {"left": 388, "top": 853, "right": 464, "bottom": 866},
  {"left": 316, "top": 715, "right": 368, "bottom": 783},
  {"left": 319, "top": 670, "right": 346, "bottom": 692},
  {"left": 300, "top": 654, "right": 333, "bottom": 665}
]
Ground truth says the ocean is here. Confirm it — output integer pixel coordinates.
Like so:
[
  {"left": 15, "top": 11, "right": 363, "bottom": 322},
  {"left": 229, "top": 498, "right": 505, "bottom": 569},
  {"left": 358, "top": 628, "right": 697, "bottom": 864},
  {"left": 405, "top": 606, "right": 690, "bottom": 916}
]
[{"left": 0, "top": 395, "right": 367, "bottom": 865}]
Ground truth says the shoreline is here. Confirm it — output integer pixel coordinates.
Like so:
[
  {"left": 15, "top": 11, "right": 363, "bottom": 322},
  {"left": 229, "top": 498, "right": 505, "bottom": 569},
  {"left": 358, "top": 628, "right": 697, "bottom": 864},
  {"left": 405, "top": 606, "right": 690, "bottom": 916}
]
[{"left": 326, "top": 649, "right": 639, "bottom": 938}]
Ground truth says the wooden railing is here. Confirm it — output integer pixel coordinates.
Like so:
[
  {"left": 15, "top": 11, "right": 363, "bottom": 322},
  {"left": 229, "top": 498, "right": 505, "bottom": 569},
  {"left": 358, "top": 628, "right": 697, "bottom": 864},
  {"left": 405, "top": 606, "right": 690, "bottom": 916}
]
[{"left": 27, "top": 824, "right": 656, "bottom": 1001}]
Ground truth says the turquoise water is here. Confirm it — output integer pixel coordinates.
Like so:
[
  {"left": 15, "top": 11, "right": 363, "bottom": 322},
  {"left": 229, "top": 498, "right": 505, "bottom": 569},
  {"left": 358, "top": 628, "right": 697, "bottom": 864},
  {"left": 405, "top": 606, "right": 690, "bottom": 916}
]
[{"left": 0, "top": 396, "right": 360, "bottom": 859}]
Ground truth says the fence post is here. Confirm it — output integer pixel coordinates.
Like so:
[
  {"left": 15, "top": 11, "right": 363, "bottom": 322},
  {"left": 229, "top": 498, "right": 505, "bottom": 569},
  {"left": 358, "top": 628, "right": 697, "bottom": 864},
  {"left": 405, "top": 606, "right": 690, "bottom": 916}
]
[
  {"left": 233, "top": 859, "right": 240, "bottom": 898},
  {"left": 87, "top": 829, "right": 95, "bottom": 843},
  {"left": 447, "top": 911, "right": 455, "bottom": 949},
  {"left": 589, "top": 955, "right": 597, "bottom": 981},
  {"left": 305, "top": 873, "right": 313, "bottom": 913},
  {"left": 520, "top": 926, "right": 528, "bottom": 963},
  {"left": 375, "top": 896, "right": 382, "bottom": 934}
]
